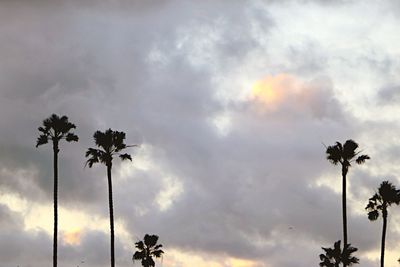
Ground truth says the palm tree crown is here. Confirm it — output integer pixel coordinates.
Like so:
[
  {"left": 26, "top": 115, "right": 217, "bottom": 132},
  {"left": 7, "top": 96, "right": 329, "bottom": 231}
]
[
  {"left": 36, "top": 114, "right": 78, "bottom": 148},
  {"left": 326, "top": 140, "right": 369, "bottom": 168},
  {"left": 366, "top": 181, "right": 400, "bottom": 220},
  {"left": 133, "top": 234, "right": 164, "bottom": 267},
  {"left": 319, "top": 240, "right": 359, "bottom": 267},
  {"left": 85, "top": 128, "right": 132, "bottom": 167}
]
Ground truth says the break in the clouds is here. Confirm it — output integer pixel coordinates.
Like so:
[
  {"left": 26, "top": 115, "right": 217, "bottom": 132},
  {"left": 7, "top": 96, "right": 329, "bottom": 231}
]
[{"left": 1, "top": 1, "right": 400, "bottom": 267}]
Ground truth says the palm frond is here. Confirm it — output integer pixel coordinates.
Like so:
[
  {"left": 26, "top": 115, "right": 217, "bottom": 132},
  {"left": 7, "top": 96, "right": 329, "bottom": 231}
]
[
  {"left": 342, "top": 243, "right": 359, "bottom": 266},
  {"left": 43, "top": 114, "right": 58, "bottom": 129},
  {"left": 113, "top": 131, "right": 126, "bottom": 152},
  {"left": 335, "top": 142, "right": 343, "bottom": 151},
  {"left": 368, "top": 210, "right": 379, "bottom": 220},
  {"left": 355, "top": 154, "right": 370, "bottom": 164},
  {"left": 133, "top": 251, "right": 145, "bottom": 260},
  {"left": 135, "top": 241, "right": 144, "bottom": 250},
  {"left": 58, "top": 116, "right": 76, "bottom": 134},
  {"left": 343, "top": 139, "right": 358, "bottom": 160},
  {"left": 153, "top": 244, "right": 163, "bottom": 250},
  {"left": 379, "top": 181, "right": 400, "bottom": 205},
  {"left": 143, "top": 257, "right": 155, "bottom": 267},
  {"left": 36, "top": 134, "right": 49, "bottom": 147},
  {"left": 85, "top": 158, "right": 98, "bottom": 168},
  {"left": 144, "top": 234, "right": 159, "bottom": 247},
  {"left": 326, "top": 144, "right": 342, "bottom": 165},
  {"left": 85, "top": 148, "right": 102, "bottom": 167},
  {"left": 66, "top": 133, "right": 79, "bottom": 142},
  {"left": 365, "top": 201, "right": 375, "bottom": 210},
  {"left": 319, "top": 240, "right": 341, "bottom": 267},
  {"left": 119, "top": 153, "right": 132, "bottom": 161},
  {"left": 151, "top": 249, "right": 164, "bottom": 258},
  {"left": 38, "top": 126, "right": 48, "bottom": 134},
  {"left": 93, "top": 130, "right": 110, "bottom": 151}
]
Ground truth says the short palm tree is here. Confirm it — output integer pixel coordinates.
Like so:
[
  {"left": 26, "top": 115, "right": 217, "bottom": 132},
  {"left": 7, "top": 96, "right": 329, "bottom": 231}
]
[
  {"left": 36, "top": 114, "right": 78, "bottom": 267},
  {"left": 319, "top": 240, "right": 359, "bottom": 267},
  {"left": 133, "top": 234, "right": 164, "bottom": 267},
  {"left": 325, "top": 140, "right": 369, "bottom": 256},
  {"left": 85, "top": 129, "right": 133, "bottom": 267},
  {"left": 366, "top": 181, "right": 400, "bottom": 267}
]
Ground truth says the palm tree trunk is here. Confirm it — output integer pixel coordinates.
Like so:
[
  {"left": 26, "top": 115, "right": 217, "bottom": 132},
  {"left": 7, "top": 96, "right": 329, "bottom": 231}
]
[
  {"left": 53, "top": 141, "right": 59, "bottom": 267},
  {"left": 107, "top": 163, "right": 115, "bottom": 267},
  {"left": 342, "top": 166, "right": 348, "bottom": 267},
  {"left": 381, "top": 206, "right": 387, "bottom": 267}
]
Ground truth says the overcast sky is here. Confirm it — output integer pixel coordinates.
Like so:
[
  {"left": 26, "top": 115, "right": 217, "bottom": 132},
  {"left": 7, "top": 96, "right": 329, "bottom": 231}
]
[{"left": 1, "top": 0, "right": 400, "bottom": 266}]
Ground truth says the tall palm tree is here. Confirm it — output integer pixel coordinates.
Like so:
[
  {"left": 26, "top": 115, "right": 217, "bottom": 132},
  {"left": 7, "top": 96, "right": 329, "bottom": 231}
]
[
  {"left": 319, "top": 240, "right": 359, "bottom": 267},
  {"left": 85, "top": 129, "right": 133, "bottom": 267},
  {"left": 36, "top": 114, "right": 78, "bottom": 267},
  {"left": 325, "top": 140, "right": 369, "bottom": 256},
  {"left": 133, "top": 234, "right": 164, "bottom": 267},
  {"left": 366, "top": 181, "right": 400, "bottom": 267}
]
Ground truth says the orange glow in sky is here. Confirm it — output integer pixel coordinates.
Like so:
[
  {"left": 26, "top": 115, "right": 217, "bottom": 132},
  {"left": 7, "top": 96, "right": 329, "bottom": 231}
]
[
  {"left": 63, "top": 230, "right": 81, "bottom": 246},
  {"left": 252, "top": 79, "right": 281, "bottom": 104},
  {"left": 161, "top": 249, "right": 263, "bottom": 267},
  {"left": 229, "top": 258, "right": 261, "bottom": 267},
  {"left": 250, "top": 73, "right": 301, "bottom": 110}
]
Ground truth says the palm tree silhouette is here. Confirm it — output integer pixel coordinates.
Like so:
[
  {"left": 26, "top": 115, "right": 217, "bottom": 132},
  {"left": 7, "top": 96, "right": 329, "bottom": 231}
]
[
  {"left": 133, "top": 234, "right": 164, "bottom": 267},
  {"left": 36, "top": 114, "right": 78, "bottom": 267},
  {"left": 319, "top": 240, "right": 359, "bottom": 267},
  {"left": 325, "top": 139, "right": 369, "bottom": 259},
  {"left": 85, "top": 129, "right": 133, "bottom": 267},
  {"left": 366, "top": 181, "right": 400, "bottom": 267}
]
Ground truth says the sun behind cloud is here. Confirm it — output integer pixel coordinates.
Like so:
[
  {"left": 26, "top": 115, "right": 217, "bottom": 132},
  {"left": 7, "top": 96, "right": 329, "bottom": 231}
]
[
  {"left": 250, "top": 73, "right": 301, "bottom": 110},
  {"left": 63, "top": 230, "right": 82, "bottom": 246},
  {"left": 252, "top": 79, "right": 281, "bottom": 104}
]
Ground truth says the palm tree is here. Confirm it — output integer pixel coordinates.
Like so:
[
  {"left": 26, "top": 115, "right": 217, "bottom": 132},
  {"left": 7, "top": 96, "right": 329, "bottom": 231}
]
[
  {"left": 325, "top": 140, "right": 369, "bottom": 255},
  {"left": 85, "top": 129, "right": 133, "bottom": 267},
  {"left": 133, "top": 234, "right": 164, "bottom": 267},
  {"left": 319, "top": 240, "right": 359, "bottom": 267},
  {"left": 36, "top": 114, "right": 78, "bottom": 267},
  {"left": 366, "top": 181, "right": 400, "bottom": 267}
]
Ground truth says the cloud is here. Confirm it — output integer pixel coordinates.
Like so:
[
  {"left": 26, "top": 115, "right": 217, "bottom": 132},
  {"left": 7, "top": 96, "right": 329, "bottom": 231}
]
[
  {"left": 0, "top": 204, "right": 24, "bottom": 230},
  {"left": 377, "top": 84, "right": 400, "bottom": 104},
  {"left": 0, "top": 1, "right": 399, "bottom": 267},
  {"left": 249, "top": 74, "right": 343, "bottom": 120}
]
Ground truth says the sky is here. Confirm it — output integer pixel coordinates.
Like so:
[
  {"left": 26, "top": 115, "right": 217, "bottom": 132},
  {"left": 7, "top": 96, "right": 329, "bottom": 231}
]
[{"left": 1, "top": 0, "right": 400, "bottom": 266}]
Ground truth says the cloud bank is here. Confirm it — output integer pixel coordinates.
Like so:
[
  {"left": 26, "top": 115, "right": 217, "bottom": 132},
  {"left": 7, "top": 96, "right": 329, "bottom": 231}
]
[{"left": 1, "top": 1, "right": 400, "bottom": 266}]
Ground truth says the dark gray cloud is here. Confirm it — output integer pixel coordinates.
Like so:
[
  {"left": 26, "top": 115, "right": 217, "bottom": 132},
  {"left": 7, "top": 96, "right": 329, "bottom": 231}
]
[
  {"left": 0, "top": 204, "right": 24, "bottom": 230},
  {"left": 377, "top": 85, "right": 400, "bottom": 104}
]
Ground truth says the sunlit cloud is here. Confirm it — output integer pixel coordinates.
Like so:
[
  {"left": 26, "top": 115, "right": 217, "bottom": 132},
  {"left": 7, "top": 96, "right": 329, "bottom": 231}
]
[
  {"left": 155, "top": 176, "right": 184, "bottom": 211},
  {"left": 63, "top": 229, "right": 81, "bottom": 246},
  {"left": 229, "top": 257, "right": 263, "bottom": 267},
  {"left": 0, "top": 0, "right": 398, "bottom": 266},
  {"left": 162, "top": 249, "right": 265, "bottom": 267},
  {"left": 250, "top": 73, "right": 301, "bottom": 110},
  {"left": 210, "top": 112, "right": 233, "bottom": 137}
]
